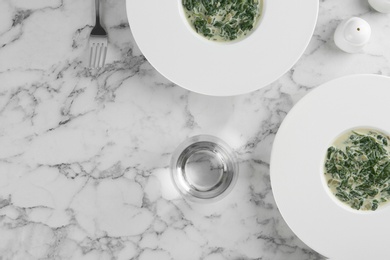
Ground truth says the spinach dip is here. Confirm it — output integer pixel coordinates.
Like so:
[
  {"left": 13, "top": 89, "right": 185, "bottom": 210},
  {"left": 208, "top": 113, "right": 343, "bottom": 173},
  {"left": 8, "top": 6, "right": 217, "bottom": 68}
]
[
  {"left": 182, "top": 0, "right": 263, "bottom": 42},
  {"left": 324, "top": 129, "right": 390, "bottom": 211}
]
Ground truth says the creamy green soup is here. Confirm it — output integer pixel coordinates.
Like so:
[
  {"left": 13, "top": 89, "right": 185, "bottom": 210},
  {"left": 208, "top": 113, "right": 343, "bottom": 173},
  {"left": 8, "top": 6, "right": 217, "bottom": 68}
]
[
  {"left": 182, "top": 0, "right": 263, "bottom": 42},
  {"left": 325, "top": 129, "right": 390, "bottom": 211}
]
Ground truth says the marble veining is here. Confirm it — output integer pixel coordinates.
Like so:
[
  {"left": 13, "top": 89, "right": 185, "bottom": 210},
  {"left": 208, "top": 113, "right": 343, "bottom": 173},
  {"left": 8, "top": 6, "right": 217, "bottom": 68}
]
[{"left": 1, "top": 0, "right": 390, "bottom": 259}]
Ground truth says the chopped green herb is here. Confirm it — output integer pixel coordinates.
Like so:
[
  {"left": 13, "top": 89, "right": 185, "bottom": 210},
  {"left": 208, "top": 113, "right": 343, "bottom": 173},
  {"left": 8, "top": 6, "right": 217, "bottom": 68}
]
[
  {"left": 182, "top": 0, "right": 263, "bottom": 42},
  {"left": 324, "top": 129, "right": 390, "bottom": 211}
]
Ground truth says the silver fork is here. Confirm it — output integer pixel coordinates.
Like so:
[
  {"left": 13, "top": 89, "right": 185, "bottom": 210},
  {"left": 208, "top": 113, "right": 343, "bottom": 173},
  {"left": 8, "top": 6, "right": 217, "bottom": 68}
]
[{"left": 89, "top": 0, "right": 107, "bottom": 68}]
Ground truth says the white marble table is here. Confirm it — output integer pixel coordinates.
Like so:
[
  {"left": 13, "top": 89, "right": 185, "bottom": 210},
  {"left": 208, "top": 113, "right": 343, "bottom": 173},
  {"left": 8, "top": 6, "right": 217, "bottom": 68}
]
[{"left": 0, "top": 0, "right": 389, "bottom": 259}]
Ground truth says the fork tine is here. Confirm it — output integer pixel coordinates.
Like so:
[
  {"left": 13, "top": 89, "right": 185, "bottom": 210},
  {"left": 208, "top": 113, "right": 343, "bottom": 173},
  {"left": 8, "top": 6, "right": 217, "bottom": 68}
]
[
  {"left": 94, "top": 45, "right": 98, "bottom": 68},
  {"left": 96, "top": 43, "right": 102, "bottom": 67},
  {"left": 89, "top": 44, "right": 95, "bottom": 68},
  {"left": 92, "top": 44, "right": 98, "bottom": 68},
  {"left": 101, "top": 46, "right": 107, "bottom": 67}
]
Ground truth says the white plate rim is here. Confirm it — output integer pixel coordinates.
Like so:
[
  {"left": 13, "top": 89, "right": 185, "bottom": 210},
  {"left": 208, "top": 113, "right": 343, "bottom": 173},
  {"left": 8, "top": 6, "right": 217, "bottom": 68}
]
[
  {"left": 270, "top": 74, "right": 390, "bottom": 259},
  {"left": 126, "top": 0, "right": 318, "bottom": 96}
]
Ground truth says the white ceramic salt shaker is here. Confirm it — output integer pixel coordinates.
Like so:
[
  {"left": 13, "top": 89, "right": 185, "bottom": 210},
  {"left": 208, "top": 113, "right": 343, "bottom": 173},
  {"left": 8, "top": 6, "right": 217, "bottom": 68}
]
[
  {"left": 368, "top": 0, "right": 390, "bottom": 13},
  {"left": 334, "top": 17, "right": 371, "bottom": 53}
]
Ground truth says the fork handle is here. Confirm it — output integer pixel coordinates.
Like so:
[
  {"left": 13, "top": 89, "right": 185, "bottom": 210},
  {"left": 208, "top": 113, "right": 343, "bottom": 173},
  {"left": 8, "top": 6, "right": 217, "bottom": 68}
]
[{"left": 95, "top": 0, "right": 100, "bottom": 25}]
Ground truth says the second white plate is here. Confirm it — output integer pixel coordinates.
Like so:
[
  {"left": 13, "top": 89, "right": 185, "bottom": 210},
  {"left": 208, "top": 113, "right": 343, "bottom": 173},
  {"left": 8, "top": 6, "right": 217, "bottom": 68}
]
[{"left": 271, "top": 74, "right": 390, "bottom": 260}]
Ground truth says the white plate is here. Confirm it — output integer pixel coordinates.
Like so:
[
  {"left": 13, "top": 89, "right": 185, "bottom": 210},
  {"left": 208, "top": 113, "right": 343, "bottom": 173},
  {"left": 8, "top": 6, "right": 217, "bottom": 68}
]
[
  {"left": 270, "top": 74, "right": 390, "bottom": 260},
  {"left": 126, "top": 0, "right": 318, "bottom": 96}
]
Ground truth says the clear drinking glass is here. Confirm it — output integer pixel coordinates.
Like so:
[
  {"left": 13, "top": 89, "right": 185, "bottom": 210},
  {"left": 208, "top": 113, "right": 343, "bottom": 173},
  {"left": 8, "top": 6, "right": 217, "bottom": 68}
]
[{"left": 170, "top": 135, "right": 238, "bottom": 202}]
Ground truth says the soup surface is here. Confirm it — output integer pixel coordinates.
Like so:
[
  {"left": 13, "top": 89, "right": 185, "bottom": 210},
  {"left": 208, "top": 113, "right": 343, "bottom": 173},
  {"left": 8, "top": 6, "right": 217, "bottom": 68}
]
[
  {"left": 182, "top": 0, "right": 263, "bottom": 42},
  {"left": 324, "top": 128, "right": 390, "bottom": 211}
]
